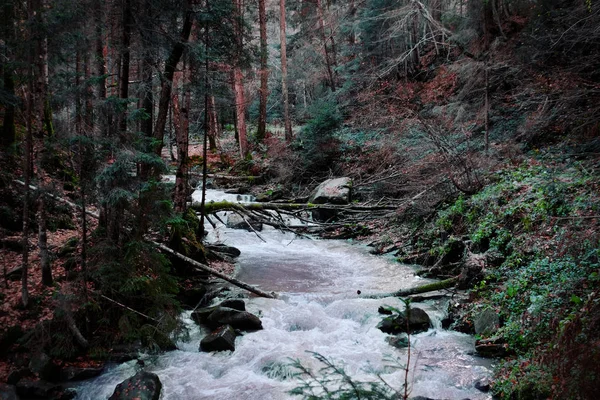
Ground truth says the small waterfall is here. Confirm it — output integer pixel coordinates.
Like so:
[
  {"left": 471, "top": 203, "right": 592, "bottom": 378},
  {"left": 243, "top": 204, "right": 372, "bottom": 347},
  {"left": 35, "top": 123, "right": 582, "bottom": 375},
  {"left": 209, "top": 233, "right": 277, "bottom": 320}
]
[{"left": 74, "top": 189, "right": 493, "bottom": 400}]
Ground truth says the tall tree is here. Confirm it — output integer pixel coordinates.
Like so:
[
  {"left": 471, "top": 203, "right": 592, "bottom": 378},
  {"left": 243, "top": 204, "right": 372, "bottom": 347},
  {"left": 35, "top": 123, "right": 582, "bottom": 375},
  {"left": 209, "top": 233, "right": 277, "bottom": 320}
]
[
  {"left": 280, "top": 0, "right": 293, "bottom": 142},
  {"left": 152, "top": 1, "right": 193, "bottom": 157},
  {"left": 232, "top": 0, "right": 248, "bottom": 158},
  {"left": 119, "top": 0, "right": 133, "bottom": 138},
  {"left": 316, "top": 0, "right": 336, "bottom": 91},
  {"left": 1, "top": 0, "right": 16, "bottom": 147},
  {"left": 256, "top": 0, "right": 268, "bottom": 142}
]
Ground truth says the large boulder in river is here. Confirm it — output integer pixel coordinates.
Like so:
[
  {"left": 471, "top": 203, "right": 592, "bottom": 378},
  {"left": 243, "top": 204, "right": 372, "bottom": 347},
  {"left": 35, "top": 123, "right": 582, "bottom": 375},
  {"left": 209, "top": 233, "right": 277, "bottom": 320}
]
[
  {"left": 108, "top": 371, "right": 162, "bottom": 400},
  {"left": 377, "top": 307, "right": 431, "bottom": 335},
  {"left": 200, "top": 325, "right": 236, "bottom": 352},
  {"left": 206, "top": 307, "right": 263, "bottom": 331},
  {"left": 309, "top": 177, "right": 352, "bottom": 205},
  {"left": 226, "top": 213, "right": 263, "bottom": 231}
]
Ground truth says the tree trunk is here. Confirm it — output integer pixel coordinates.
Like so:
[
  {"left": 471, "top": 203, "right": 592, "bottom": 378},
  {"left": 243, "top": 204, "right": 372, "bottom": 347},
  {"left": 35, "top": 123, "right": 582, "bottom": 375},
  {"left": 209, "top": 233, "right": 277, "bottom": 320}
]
[
  {"left": 233, "top": 0, "right": 248, "bottom": 158},
  {"left": 280, "top": 0, "right": 293, "bottom": 142},
  {"left": 233, "top": 68, "right": 248, "bottom": 158},
  {"left": 173, "top": 70, "right": 190, "bottom": 213},
  {"left": 119, "top": 0, "right": 132, "bottom": 137},
  {"left": 37, "top": 196, "right": 52, "bottom": 286},
  {"left": 152, "top": 2, "right": 193, "bottom": 156},
  {"left": 1, "top": 0, "right": 16, "bottom": 147},
  {"left": 95, "top": 0, "right": 107, "bottom": 134},
  {"left": 256, "top": 0, "right": 268, "bottom": 142},
  {"left": 316, "top": 0, "right": 336, "bottom": 91},
  {"left": 208, "top": 95, "right": 219, "bottom": 151}
]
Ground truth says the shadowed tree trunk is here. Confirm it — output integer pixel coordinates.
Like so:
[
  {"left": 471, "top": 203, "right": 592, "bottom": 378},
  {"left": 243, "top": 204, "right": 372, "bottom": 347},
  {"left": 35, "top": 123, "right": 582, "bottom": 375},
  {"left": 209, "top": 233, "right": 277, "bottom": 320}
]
[
  {"left": 152, "top": 1, "right": 193, "bottom": 157},
  {"left": 173, "top": 69, "right": 190, "bottom": 212},
  {"left": 1, "top": 0, "right": 16, "bottom": 147},
  {"left": 208, "top": 95, "right": 219, "bottom": 151},
  {"left": 232, "top": 0, "right": 248, "bottom": 158},
  {"left": 316, "top": 0, "right": 336, "bottom": 91},
  {"left": 119, "top": 0, "right": 133, "bottom": 138},
  {"left": 256, "top": 0, "right": 268, "bottom": 142},
  {"left": 37, "top": 195, "right": 52, "bottom": 286},
  {"left": 280, "top": 0, "right": 293, "bottom": 142}
]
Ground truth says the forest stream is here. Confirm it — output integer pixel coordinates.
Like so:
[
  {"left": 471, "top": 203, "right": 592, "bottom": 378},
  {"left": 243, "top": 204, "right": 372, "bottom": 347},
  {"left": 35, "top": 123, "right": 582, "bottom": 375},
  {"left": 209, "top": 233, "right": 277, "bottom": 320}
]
[{"left": 74, "top": 188, "right": 493, "bottom": 400}]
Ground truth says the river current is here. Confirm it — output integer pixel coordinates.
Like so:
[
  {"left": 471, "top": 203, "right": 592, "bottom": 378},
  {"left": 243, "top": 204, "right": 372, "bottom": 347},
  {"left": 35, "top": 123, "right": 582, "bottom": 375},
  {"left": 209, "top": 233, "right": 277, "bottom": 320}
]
[{"left": 75, "top": 189, "right": 493, "bottom": 399}]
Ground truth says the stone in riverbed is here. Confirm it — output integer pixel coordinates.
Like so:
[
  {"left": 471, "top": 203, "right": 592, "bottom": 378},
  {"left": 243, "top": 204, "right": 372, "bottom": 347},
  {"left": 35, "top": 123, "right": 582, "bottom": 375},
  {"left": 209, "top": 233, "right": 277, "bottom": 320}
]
[
  {"left": 309, "top": 177, "right": 352, "bottom": 205},
  {"left": 219, "top": 299, "right": 246, "bottom": 311},
  {"left": 226, "top": 214, "right": 263, "bottom": 231},
  {"left": 108, "top": 371, "right": 162, "bottom": 400},
  {"left": 200, "top": 325, "right": 236, "bottom": 352},
  {"left": 206, "top": 307, "right": 263, "bottom": 331},
  {"left": 377, "top": 307, "right": 431, "bottom": 335}
]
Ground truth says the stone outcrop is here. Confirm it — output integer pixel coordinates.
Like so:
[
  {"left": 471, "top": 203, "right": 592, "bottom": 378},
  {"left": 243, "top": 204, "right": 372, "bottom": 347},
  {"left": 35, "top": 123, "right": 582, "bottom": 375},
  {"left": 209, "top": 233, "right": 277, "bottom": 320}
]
[
  {"left": 200, "top": 325, "right": 236, "bottom": 352},
  {"left": 226, "top": 213, "right": 263, "bottom": 231},
  {"left": 108, "top": 371, "right": 162, "bottom": 400},
  {"left": 377, "top": 307, "right": 431, "bottom": 335},
  {"left": 309, "top": 177, "right": 352, "bottom": 204}
]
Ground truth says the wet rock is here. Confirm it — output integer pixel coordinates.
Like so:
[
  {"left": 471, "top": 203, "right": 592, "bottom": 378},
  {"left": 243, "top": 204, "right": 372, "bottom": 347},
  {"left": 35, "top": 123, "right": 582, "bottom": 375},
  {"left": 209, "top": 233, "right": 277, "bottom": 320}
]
[
  {"left": 226, "top": 214, "right": 263, "bottom": 231},
  {"left": 200, "top": 325, "right": 236, "bottom": 352},
  {"left": 29, "top": 352, "right": 58, "bottom": 381},
  {"left": 457, "top": 252, "right": 485, "bottom": 290},
  {"left": 108, "top": 371, "right": 162, "bottom": 400},
  {"left": 15, "top": 379, "right": 63, "bottom": 399},
  {"left": 220, "top": 299, "right": 246, "bottom": 311},
  {"left": 475, "top": 336, "right": 509, "bottom": 358},
  {"left": 0, "top": 384, "right": 19, "bottom": 400},
  {"left": 386, "top": 334, "right": 409, "bottom": 349},
  {"left": 377, "top": 307, "right": 431, "bottom": 335},
  {"left": 206, "top": 307, "right": 263, "bottom": 331},
  {"left": 206, "top": 244, "right": 241, "bottom": 258},
  {"left": 191, "top": 306, "right": 219, "bottom": 325},
  {"left": 473, "top": 308, "right": 500, "bottom": 336},
  {"left": 59, "top": 366, "right": 104, "bottom": 382},
  {"left": 474, "top": 377, "right": 491, "bottom": 392},
  {"left": 377, "top": 306, "right": 394, "bottom": 315},
  {"left": 309, "top": 177, "right": 352, "bottom": 205}
]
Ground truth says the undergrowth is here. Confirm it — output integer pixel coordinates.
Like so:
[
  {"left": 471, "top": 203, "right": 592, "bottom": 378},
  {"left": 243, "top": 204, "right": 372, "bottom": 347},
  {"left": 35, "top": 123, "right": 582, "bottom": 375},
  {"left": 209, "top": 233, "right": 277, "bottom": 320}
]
[{"left": 411, "top": 156, "right": 600, "bottom": 398}]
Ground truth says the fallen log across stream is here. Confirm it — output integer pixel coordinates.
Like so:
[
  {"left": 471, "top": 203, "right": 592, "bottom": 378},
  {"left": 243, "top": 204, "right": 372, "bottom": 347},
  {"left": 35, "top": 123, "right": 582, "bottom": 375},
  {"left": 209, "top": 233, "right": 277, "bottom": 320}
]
[
  {"left": 362, "top": 276, "right": 459, "bottom": 299},
  {"left": 13, "top": 180, "right": 278, "bottom": 299}
]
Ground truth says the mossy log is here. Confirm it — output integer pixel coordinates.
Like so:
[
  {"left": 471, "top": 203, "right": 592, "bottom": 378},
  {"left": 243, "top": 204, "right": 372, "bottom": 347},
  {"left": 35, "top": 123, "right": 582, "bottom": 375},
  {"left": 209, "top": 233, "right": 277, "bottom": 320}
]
[
  {"left": 364, "top": 276, "right": 459, "bottom": 299},
  {"left": 191, "top": 200, "right": 397, "bottom": 214}
]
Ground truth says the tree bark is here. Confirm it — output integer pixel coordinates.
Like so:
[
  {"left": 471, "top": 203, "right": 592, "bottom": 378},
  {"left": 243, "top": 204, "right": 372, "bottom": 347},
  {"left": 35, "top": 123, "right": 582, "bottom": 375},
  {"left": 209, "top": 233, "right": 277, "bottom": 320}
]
[
  {"left": 37, "top": 196, "right": 52, "bottom": 286},
  {"left": 173, "top": 70, "right": 189, "bottom": 212},
  {"left": 316, "top": 0, "right": 336, "bottom": 91},
  {"left": 233, "top": 68, "right": 248, "bottom": 158},
  {"left": 233, "top": 0, "right": 248, "bottom": 158},
  {"left": 207, "top": 95, "right": 219, "bottom": 151},
  {"left": 279, "top": 0, "right": 293, "bottom": 141},
  {"left": 256, "top": 0, "right": 269, "bottom": 142},
  {"left": 1, "top": 0, "right": 16, "bottom": 147},
  {"left": 152, "top": 2, "right": 193, "bottom": 156},
  {"left": 119, "top": 0, "right": 133, "bottom": 137}
]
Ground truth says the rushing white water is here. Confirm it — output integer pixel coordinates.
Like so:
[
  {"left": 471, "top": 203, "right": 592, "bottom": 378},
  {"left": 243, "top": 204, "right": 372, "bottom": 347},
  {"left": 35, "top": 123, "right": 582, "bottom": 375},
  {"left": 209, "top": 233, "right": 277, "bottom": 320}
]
[{"left": 75, "top": 189, "right": 493, "bottom": 400}]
